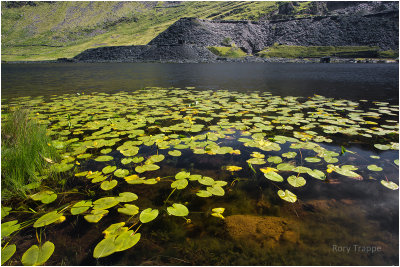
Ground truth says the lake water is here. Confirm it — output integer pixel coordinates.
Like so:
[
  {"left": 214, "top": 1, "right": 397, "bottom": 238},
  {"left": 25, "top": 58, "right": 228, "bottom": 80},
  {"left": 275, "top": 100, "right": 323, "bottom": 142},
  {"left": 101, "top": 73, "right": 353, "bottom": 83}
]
[{"left": 1, "top": 63, "right": 399, "bottom": 265}]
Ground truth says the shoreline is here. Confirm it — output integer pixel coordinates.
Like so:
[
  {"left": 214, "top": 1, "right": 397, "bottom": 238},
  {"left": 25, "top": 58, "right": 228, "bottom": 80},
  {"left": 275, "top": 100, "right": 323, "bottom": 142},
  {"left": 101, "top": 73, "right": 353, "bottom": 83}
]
[{"left": 2, "top": 56, "right": 398, "bottom": 64}]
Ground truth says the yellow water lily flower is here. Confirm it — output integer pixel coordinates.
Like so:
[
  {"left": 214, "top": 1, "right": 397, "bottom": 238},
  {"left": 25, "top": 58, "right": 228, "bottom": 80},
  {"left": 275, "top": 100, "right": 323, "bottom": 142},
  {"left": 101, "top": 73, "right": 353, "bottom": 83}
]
[
  {"left": 260, "top": 167, "right": 278, "bottom": 174},
  {"left": 124, "top": 174, "right": 139, "bottom": 181},
  {"left": 251, "top": 152, "right": 265, "bottom": 158},
  {"left": 226, "top": 166, "right": 242, "bottom": 172},
  {"left": 326, "top": 168, "right": 333, "bottom": 173}
]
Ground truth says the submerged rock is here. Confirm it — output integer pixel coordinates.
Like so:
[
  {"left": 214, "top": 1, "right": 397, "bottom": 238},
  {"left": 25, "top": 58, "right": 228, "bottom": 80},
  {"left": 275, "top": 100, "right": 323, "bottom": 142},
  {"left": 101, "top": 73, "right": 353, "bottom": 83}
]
[{"left": 225, "top": 215, "right": 299, "bottom": 248}]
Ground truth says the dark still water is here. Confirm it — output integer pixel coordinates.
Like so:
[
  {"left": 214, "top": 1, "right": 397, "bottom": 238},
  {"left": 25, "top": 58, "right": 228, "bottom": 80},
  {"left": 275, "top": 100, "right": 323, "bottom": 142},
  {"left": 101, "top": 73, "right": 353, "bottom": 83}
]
[{"left": 2, "top": 62, "right": 399, "bottom": 103}]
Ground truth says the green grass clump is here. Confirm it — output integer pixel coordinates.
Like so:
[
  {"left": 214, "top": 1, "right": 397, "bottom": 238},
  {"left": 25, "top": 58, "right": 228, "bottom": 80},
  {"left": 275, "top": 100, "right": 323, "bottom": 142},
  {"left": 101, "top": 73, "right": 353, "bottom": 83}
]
[
  {"left": 208, "top": 46, "right": 247, "bottom": 58},
  {"left": 257, "top": 44, "right": 386, "bottom": 58},
  {"left": 1, "top": 109, "right": 59, "bottom": 199},
  {"left": 378, "top": 50, "right": 399, "bottom": 58}
]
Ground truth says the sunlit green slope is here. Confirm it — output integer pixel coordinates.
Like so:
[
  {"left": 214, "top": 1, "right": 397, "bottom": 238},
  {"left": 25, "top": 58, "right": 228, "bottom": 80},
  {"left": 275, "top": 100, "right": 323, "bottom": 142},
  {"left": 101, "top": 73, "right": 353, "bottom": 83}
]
[{"left": 1, "top": 1, "right": 286, "bottom": 61}]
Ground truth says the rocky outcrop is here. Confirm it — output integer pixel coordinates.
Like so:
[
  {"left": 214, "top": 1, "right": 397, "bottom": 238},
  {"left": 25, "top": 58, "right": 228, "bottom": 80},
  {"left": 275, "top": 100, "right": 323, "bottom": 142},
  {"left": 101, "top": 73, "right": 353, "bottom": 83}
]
[
  {"left": 73, "top": 1, "right": 398, "bottom": 63},
  {"left": 149, "top": 12, "right": 398, "bottom": 54}
]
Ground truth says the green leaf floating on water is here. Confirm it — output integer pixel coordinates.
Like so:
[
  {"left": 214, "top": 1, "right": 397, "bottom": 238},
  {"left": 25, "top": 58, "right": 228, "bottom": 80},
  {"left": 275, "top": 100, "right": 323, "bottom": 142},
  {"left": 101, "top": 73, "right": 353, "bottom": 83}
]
[
  {"left": 381, "top": 180, "right": 399, "bottom": 190},
  {"left": 198, "top": 176, "right": 215, "bottom": 186},
  {"left": 1, "top": 206, "right": 12, "bottom": 219},
  {"left": 53, "top": 163, "right": 74, "bottom": 173},
  {"left": 95, "top": 155, "right": 114, "bottom": 162},
  {"left": 139, "top": 208, "right": 159, "bottom": 223},
  {"left": 367, "top": 164, "right": 383, "bottom": 171},
  {"left": 71, "top": 200, "right": 92, "bottom": 215},
  {"left": 167, "top": 203, "right": 189, "bottom": 217},
  {"left": 1, "top": 244, "right": 16, "bottom": 265},
  {"left": 196, "top": 190, "right": 212, "bottom": 197},
  {"left": 207, "top": 186, "right": 225, "bottom": 196},
  {"left": 175, "top": 171, "right": 190, "bottom": 180},
  {"left": 282, "top": 152, "right": 297, "bottom": 158},
  {"left": 168, "top": 150, "right": 182, "bottom": 157},
  {"left": 146, "top": 154, "right": 165, "bottom": 164},
  {"left": 305, "top": 157, "right": 321, "bottom": 163},
  {"left": 116, "top": 192, "right": 138, "bottom": 202},
  {"left": 114, "top": 169, "right": 129, "bottom": 178},
  {"left": 277, "top": 163, "right": 295, "bottom": 171},
  {"left": 264, "top": 171, "right": 284, "bottom": 182},
  {"left": 84, "top": 209, "right": 109, "bottom": 223},
  {"left": 277, "top": 189, "right": 297, "bottom": 203},
  {"left": 93, "top": 197, "right": 119, "bottom": 210},
  {"left": 171, "top": 179, "right": 188, "bottom": 190},
  {"left": 307, "top": 169, "right": 326, "bottom": 180},
  {"left": 135, "top": 164, "right": 160, "bottom": 173},
  {"left": 267, "top": 156, "right": 282, "bottom": 164},
  {"left": 102, "top": 165, "right": 117, "bottom": 174},
  {"left": 93, "top": 236, "right": 116, "bottom": 258},
  {"left": 118, "top": 204, "right": 139, "bottom": 216},
  {"left": 287, "top": 175, "right": 306, "bottom": 187},
  {"left": 34, "top": 211, "right": 64, "bottom": 228},
  {"left": 374, "top": 144, "right": 390, "bottom": 150},
  {"left": 1, "top": 220, "right": 21, "bottom": 238},
  {"left": 21, "top": 241, "right": 55, "bottom": 266},
  {"left": 114, "top": 231, "right": 141, "bottom": 252},
  {"left": 394, "top": 159, "right": 399, "bottom": 166},
  {"left": 101, "top": 180, "right": 118, "bottom": 191},
  {"left": 30, "top": 191, "right": 57, "bottom": 204},
  {"left": 246, "top": 158, "right": 266, "bottom": 165}
]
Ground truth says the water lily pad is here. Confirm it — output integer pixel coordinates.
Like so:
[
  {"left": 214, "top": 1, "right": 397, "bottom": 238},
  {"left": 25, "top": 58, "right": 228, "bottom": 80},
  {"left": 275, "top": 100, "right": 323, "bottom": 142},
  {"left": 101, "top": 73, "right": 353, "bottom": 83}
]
[
  {"left": 395, "top": 159, "right": 399, "bottom": 166},
  {"left": 114, "top": 169, "right": 129, "bottom": 178},
  {"left": 374, "top": 144, "right": 390, "bottom": 150},
  {"left": 95, "top": 155, "right": 114, "bottom": 162},
  {"left": 246, "top": 158, "right": 266, "bottom": 165},
  {"left": 1, "top": 206, "right": 12, "bottom": 219},
  {"left": 100, "top": 148, "right": 112, "bottom": 154},
  {"left": 277, "top": 189, "right": 297, "bottom": 203},
  {"left": 198, "top": 176, "right": 215, "bottom": 186},
  {"left": 34, "top": 211, "right": 64, "bottom": 228},
  {"left": 207, "top": 186, "right": 225, "bottom": 196},
  {"left": 118, "top": 204, "right": 139, "bottom": 216},
  {"left": 276, "top": 163, "right": 295, "bottom": 171},
  {"left": 116, "top": 192, "right": 138, "bottom": 202},
  {"left": 135, "top": 164, "right": 160, "bottom": 173},
  {"left": 168, "top": 150, "right": 182, "bottom": 157},
  {"left": 171, "top": 179, "right": 188, "bottom": 190},
  {"left": 304, "top": 157, "right": 321, "bottom": 163},
  {"left": 1, "top": 244, "right": 16, "bottom": 265},
  {"left": 139, "top": 208, "right": 159, "bottom": 223},
  {"left": 71, "top": 200, "right": 92, "bottom": 215},
  {"left": 167, "top": 203, "right": 189, "bottom": 217},
  {"left": 196, "top": 190, "right": 212, "bottom": 197},
  {"left": 381, "top": 180, "right": 399, "bottom": 190},
  {"left": 121, "top": 158, "right": 132, "bottom": 165},
  {"left": 367, "top": 164, "right": 383, "bottom": 171},
  {"left": 53, "top": 163, "right": 74, "bottom": 172},
  {"left": 1, "top": 220, "right": 20, "bottom": 238},
  {"left": 84, "top": 209, "right": 109, "bottom": 223},
  {"left": 21, "top": 241, "right": 55, "bottom": 266},
  {"left": 115, "top": 232, "right": 141, "bottom": 252},
  {"left": 226, "top": 165, "right": 242, "bottom": 172},
  {"left": 93, "top": 197, "right": 119, "bottom": 210},
  {"left": 76, "top": 153, "right": 92, "bottom": 159},
  {"left": 287, "top": 175, "right": 306, "bottom": 187},
  {"left": 264, "top": 171, "right": 284, "bottom": 182},
  {"left": 101, "top": 180, "right": 118, "bottom": 191},
  {"left": 102, "top": 166, "right": 117, "bottom": 174},
  {"left": 293, "top": 166, "right": 312, "bottom": 174},
  {"left": 307, "top": 169, "right": 326, "bottom": 180},
  {"left": 282, "top": 152, "right": 297, "bottom": 158},
  {"left": 175, "top": 171, "right": 190, "bottom": 180},
  {"left": 267, "top": 156, "right": 282, "bottom": 164},
  {"left": 30, "top": 191, "right": 57, "bottom": 204},
  {"left": 93, "top": 236, "right": 117, "bottom": 258},
  {"left": 132, "top": 156, "right": 144, "bottom": 163},
  {"left": 147, "top": 154, "right": 165, "bottom": 164}
]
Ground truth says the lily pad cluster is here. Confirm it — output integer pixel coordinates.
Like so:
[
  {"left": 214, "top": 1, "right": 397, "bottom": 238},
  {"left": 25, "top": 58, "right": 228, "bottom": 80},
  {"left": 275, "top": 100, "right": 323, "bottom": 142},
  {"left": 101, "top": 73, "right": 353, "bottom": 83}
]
[{"left": 1, "top": 87, "right": 398, "bottom": 264}]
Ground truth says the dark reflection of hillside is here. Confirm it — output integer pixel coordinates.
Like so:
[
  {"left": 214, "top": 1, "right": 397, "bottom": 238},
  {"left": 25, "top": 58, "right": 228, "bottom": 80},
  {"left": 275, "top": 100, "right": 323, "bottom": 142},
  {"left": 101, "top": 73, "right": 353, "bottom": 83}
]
[{"left": 2, "top": 63, "right": 399, "bottom": 104}]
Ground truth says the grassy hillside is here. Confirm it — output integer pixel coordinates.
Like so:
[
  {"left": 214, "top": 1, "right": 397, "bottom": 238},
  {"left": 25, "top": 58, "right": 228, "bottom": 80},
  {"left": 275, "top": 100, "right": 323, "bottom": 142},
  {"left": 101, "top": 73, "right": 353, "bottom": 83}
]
[{"left": 1, "top": 1, "right": 285, "bottom": 61}]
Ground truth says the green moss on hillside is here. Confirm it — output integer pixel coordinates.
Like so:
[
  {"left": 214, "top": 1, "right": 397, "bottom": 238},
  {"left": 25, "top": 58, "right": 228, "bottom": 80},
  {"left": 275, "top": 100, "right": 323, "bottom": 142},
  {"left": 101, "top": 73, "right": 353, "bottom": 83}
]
[
  {"left": 257, "top": 44, "right": 397, "bottom": 59},
  {"left": 208, "top": 46, "right": 247, "bottom": 58}
]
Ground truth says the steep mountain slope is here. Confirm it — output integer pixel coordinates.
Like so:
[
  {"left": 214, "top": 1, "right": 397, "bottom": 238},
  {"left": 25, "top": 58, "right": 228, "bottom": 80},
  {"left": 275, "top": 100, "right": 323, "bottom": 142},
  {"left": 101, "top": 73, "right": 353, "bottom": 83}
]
[
  {"left": 1, "top": 1, "right": 281, "bottom": 61},
  {"left": 1, "top": 1, "right": 398, "bottom": 61}
]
